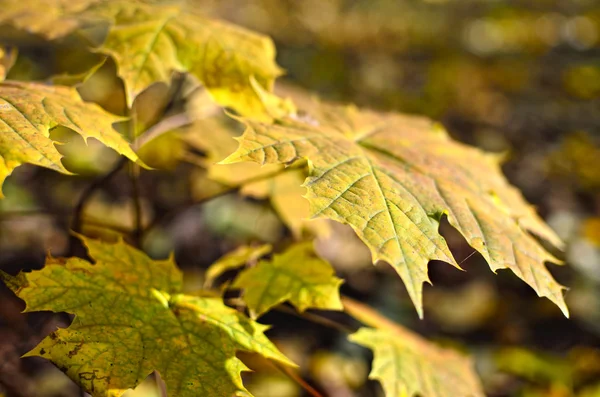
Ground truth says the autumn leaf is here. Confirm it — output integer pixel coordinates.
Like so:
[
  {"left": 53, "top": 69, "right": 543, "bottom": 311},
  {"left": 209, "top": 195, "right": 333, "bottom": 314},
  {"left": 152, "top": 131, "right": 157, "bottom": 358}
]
[
  {"left": 223, "top": 100, "right": 567, "bottom": 318},
  {"left": 0, "top": 81, "right": 140, "bottom": 197},
  {"left": 344, "top": 297, "right": 484, "bottom": 397},
  {"left": 0, "top": 46, "right": 17, "bottom": 81},
  {"left": 185, "top": 114, "right": 328, "bottom": 237},
  {"left": 2, "top": 236, "right": 293, "bottom": 397},
  {"left": 90, "top": 1, "right": 282, "bottom": 112},
  {"left": 233, "top": 242, "right": 343, "bottom": 318},
  {"left": 0, "top": 1, "right": 283, "bottom": 114},
  {"left": 205, "top": 244, "right": 272, "bottom": 288},
  {"left": 0, "top": 0, "right": 98, "bottom": 40},
  {"left": 350, "top": 328, "right": 483, "bottom": 397}
]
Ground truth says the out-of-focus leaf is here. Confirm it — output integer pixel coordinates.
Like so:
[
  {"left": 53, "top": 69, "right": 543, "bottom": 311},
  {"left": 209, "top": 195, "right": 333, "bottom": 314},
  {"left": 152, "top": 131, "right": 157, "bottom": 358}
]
[
  {"left": 186, "top": 115, "right": 328, "bottom": 237},
  {"left": 242, "top": 169, "right": 331, "bottom": 238},
  {"left": 233, "top": 241, "right": 343, "bottom": 318},
  {"left": 205, "top": 244, "right": 272, "bottom": 287},
  {"left": 137, "top": 131, "right": 185, "bottom": 170},
  {"left": 0, "top": 0, "right": 98, "bottom": 39},
  {"left": 2, "top": 236, "right": 293, "bottom": 397},
  {"left": 345, "top": 298, "right": 484, "bottom": 397},
  {"left": 495, "top": 348, "right": 572, "bottom": 385},
  {"left": 1, "top": 1, "right": 282, "bottom": 115},
  {"left": 93, "top": 1, "right": 282, "bottom": 112},
  {"left": 0, "top": 46, "right": 17, "bottom": 81},
  {"left": 350, "top": 328, "right": 484, "bottom": 397},
  {"left": 547, "top": 132, "right": 600, "bottom": 191},
  {"left": 0, "top": 81, "right": 140, "bottom": 197},
  {"left": 224, "top": 98, "right": 567, "bottom": 318},
  {"left": 48, "top": 58, "right": 106, "bottom": 86}
]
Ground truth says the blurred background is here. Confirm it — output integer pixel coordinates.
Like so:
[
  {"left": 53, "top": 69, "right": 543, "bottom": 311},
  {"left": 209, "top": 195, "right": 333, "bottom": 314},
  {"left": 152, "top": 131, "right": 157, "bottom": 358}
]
[{"left": 1, "top": 0, "right": 599, "bottom": 396}]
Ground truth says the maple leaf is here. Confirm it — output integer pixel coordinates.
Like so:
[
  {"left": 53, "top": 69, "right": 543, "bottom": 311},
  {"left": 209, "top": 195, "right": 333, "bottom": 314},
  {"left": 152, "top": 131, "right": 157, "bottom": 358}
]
[
  {"left": 0, "top": 81, "right": 140, "bottom": 197},
  {"left": 0, "top": 0, "right": 98, "bottom": 40},
  {"left": 205, "top": 244, "right": 272, "bottom": 288},
  {"left": 0, "top": 1, "right": 282, "bottom": 114},
  {"left": 0, "top": 46, "right": 16, "bottom": 81},
  {"left": 185, "top": 114, "right": 328, "bottom": 237},
  {"left": 344, "top": 297, "right": 484, "bottom": 397},
  {"left": 233, "top": 242, "right": 343, "bottom": 318},
  {"left": 222, "top": 100, "right": 568, "bottom": 318},
  {"left": 350, "top": 328, "right": 483, "bottom": 397},
  {"left": 90, "top": 1, "right": 282, "bottom": 112},
  {"left": 2, "top": 236, "right": 293, "bottom": 397}
]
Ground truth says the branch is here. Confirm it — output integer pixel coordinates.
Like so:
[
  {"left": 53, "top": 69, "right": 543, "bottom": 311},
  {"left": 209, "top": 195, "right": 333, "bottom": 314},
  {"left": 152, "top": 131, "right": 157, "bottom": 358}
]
[{"left": 271, "top": 361, "right": 326, "bottom": 397}]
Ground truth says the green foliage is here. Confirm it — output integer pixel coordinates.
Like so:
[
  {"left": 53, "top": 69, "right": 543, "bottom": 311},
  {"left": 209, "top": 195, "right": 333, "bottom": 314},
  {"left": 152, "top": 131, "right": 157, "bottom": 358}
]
[
  {"left": 233, "top": 242, "right": 343, "bottom": 318},
  {"left": 2, "top": 236, "right": 293, "bottom": 397}
]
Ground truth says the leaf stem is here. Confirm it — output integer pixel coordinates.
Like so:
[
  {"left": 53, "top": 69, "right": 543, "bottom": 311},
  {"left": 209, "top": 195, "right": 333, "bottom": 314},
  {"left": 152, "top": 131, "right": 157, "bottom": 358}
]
[
  {"left": 270, "top": 360, "right": 325, "bottom": 397},
  {"left": 69, "top": 157, "right": 128, "bottom": 255},
  {"left": 142, "top": 160, "right": 307, "bottom": 238}
]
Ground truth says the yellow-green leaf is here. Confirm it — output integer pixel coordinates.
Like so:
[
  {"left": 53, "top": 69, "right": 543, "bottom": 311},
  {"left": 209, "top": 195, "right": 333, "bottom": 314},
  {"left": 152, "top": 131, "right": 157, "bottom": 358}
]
[
  {"left": 0, "top": 81, "right": 139, "bottom": 197},
  {"left": 0, "top": 1, "right": 282, "bottom": 114},
  {"left": 223, "top": 100, "right": 567, "bottom": 318},
  {"left": 2, "top": 236, "right": 293, "bottom": 397},
  {"left": 344, "top": 297, "right": 484, "bottom": 397},
  {"left": 205, "top": 244, "right": 272, "bottom": 288},
  {"left": 0, "top": 0, "right": 97, "bottom": 39},
  {"left": 233, "top": 242, "right": 343, "bottom": 318},
  {"left": 185, "top": 114, "right": 328, "bottom": 237},
  {"left": 93, "top": 1, "right": 282, "bottom": 111},
  {"left": 349, "top": 328, "right": 484, "bottom": 397},
  {"left": 0, "top": 46, "right": 17, "bottom": 81}
]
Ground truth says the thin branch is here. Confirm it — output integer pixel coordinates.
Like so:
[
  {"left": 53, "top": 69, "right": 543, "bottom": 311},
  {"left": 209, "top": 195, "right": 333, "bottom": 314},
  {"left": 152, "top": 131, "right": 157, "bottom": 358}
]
[
  {"left": 70, "top": 157, "right": 128, "bottom": 235},
  {"left": 142, "top": 161, "right": 307, "bottom": 238},
  {"left": 341, "top": 295, "right": 407, "bottom": 334},
  {"left": 129, "top": 161, "right": 143, "bottom": 246},
  {"left": 134, "top": 112, "right": 192, "bottom": 148},
  {"left": 270, "top": 361, "right": 325, "bottom": 397},
  {"left": 273, "top": 304, "right": 355, "bottom": 334}
]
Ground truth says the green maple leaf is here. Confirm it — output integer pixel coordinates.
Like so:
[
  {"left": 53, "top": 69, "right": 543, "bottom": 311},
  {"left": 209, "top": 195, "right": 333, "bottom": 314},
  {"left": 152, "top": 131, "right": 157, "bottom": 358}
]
[
  {"left": 233, "top": 242, "right": 343, "bottom": 318},
  {"left": 0, "top": 81, "right": 139, "bottom": 197},
  {"left": 222, "top": 100, "right": 567, "bottom": 318},
  {"left": 2, "top": 236, "right": 293, "bottom": 397},
  {"left": 350, "top": 328, "right": 484, "bottom": 397},
  {"left": 205, "top": 243, "right": 272, "bottom": 288}
]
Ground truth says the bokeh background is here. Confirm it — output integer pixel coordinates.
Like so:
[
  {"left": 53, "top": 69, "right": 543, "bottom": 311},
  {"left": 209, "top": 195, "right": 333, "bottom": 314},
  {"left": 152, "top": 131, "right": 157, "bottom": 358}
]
[{"left": 1, "top": 0, "right": 599, "bottom": 396}]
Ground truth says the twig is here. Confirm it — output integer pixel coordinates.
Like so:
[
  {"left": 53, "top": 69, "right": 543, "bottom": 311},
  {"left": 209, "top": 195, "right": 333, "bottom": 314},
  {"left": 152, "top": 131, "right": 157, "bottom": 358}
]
[
  {"left": 70, "top": 157, "right": 128, "bottom": 235},
  {"left": 274, "top": 304, "right": 355, "bottom": 334},
  {"left": 142, "top": 161, "right": 307, "bottom": 238},
  {"left": 270, "top": 360, "right": 325, "bottom": 397},
  {"left": 128, "top": 161, "right": 143, "bottom": 246},
  {"left": 134, "top": 112, "right": 191, "bottom": 148}
]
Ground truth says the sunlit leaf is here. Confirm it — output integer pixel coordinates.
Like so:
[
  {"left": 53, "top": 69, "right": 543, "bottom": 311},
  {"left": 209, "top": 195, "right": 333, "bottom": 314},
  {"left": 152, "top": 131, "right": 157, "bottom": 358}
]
[
  {"left": 0, "top": 46, "right": 17, "bottom": 81},
  {"left": 223, "top": 99, "right": 567, "bottom": 318},
  {"left": 350, "top": 328, "right": 484, "bottom": 397},
  {"left": 344, "top": 297, "right": 484, "bottom": 397},
  {"left": 93, "top": 1, "right": 282, "bottom": 112},
  {"left": 0, "top": 81, "right": 140, "bottom": 197},
  {"left": 186, "top": 114, "right": 328, "bottom": 237},
  {"left": 2, "top": 236, "right": 293, "bottom": 397},
  {"left": 0, "top": 0, "right": 98, "bottom": 39},
  {"left": 233, "top": 241, "right": 343, "bottom": 318},
  {"left": 205, "top": 244, "right": 272, "bottom": 288}
]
